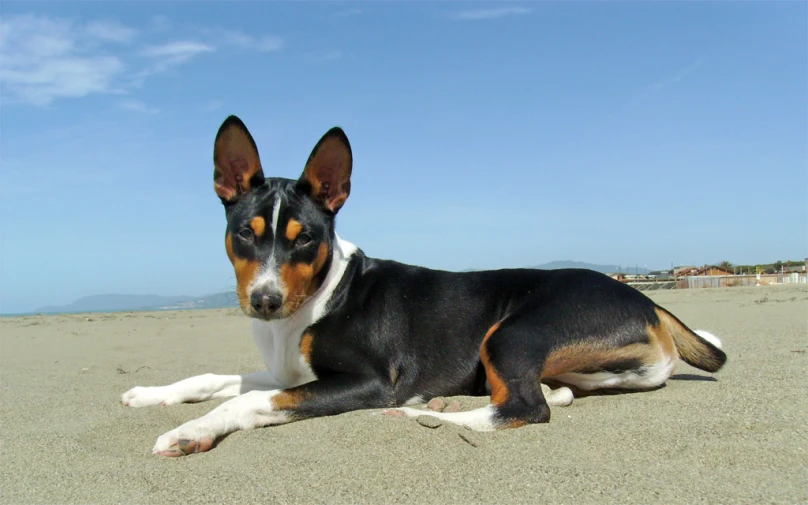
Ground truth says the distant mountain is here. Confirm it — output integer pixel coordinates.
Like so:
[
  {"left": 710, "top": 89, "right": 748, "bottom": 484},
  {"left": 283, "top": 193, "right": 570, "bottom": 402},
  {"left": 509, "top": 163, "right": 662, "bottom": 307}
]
[{"left": 34, "top": 292, "right": 238, "bottom": 315}]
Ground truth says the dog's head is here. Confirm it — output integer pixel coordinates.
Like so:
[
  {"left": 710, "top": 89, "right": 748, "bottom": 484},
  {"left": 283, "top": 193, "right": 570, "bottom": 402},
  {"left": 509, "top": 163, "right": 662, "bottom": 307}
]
[{"left": 212, "top": 115, "right": 352, "bottom": 320}]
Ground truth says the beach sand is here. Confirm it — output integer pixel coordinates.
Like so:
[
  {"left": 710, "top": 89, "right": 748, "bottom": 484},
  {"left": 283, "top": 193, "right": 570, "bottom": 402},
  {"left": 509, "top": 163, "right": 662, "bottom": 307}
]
[{"left": 2, "top": 284, "right": 806, "bottom": 504}]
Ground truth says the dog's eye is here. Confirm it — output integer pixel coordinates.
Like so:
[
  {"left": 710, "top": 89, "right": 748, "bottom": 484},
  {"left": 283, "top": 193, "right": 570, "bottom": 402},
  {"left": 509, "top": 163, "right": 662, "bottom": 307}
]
[
  {"left": 296, "top": 233, "right": 313, "bottom": 247},
  {"left": 237, "top": 228, "right": 255, "bottom": 241}
]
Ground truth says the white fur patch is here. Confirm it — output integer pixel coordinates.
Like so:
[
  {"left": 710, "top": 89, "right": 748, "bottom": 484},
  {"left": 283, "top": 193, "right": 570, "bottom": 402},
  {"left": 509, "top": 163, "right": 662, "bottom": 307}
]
[
  {"left": 152, "top": 390, "right": 289, "bottom": 454},
  {"left": 121, "top": 372, "right": 281, "bottom": 407},
  {"left": 249, "top": 196, "right": 285, "bottom": 296},
  {"left": 403, "top": 395, "right": 425, "bottom": 406},
  {"left": 541, "top": 383, "right": 574, "bottom": 406},
  {"left": 694, "top": 329, "right": 723, "bottom": 349},
  {"left": 270, "top": 195, "right": 282, "bottom": 235},
  {"left": 394, "top": 385, "right": 574, "bottom": 429},
  {"left": 396, "top": 405, "right": 498, "bottom": 432},
  {"left": 251, "top": 257, "right": 282, "bottom": 297}
]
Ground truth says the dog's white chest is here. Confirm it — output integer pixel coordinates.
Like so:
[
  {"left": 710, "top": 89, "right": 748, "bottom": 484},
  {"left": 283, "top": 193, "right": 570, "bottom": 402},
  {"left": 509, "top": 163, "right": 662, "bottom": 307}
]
[{"left": 252, "top": 319, "right": 316, "bottom": 388}]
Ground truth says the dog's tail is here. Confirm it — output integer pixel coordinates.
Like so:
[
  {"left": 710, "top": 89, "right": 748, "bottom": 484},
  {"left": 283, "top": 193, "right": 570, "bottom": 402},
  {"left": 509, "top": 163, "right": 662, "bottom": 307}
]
[{"left": 656, "top": 308, "right": 727, "bottom": 373}]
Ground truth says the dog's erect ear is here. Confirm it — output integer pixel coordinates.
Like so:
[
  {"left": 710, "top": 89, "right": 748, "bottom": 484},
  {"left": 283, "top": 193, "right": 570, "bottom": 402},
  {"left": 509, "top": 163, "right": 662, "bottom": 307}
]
[
  {"left": 213, "top": 115, "right": 265, "bottom": 205},
  {"left": 297, "top": 127, "right": 352, "bottom": 214}
]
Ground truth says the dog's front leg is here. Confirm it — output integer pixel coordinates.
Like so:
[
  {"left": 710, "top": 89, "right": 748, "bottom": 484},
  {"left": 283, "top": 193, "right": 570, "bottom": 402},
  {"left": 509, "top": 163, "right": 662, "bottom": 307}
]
[
  {"left": 121, "top": 371, "right": 283, "bottom": 407},
  {"left": 151, "top": 375, "right": 390, "bottom": 457}
]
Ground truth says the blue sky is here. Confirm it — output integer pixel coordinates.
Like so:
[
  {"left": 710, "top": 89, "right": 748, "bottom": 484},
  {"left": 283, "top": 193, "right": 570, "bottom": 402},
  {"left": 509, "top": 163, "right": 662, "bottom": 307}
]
[{"left": 1, "top": 2, "right": 805, "bottom": 314}]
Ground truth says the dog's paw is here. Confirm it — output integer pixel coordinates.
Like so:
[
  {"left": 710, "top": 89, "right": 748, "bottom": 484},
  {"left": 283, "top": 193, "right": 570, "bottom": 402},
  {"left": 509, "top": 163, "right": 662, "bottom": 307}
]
[
  {"left": 121, "top": 386, "right": 178, "bottom": 407},
  {"left": 541, "top": 384, "right": 574, "bottom": 407},
  {"left": 152, "top": 424, "right": 216, "bottom": 457},
  {"left": 382, "top": 398, "right": 451, "bottom": 419}
]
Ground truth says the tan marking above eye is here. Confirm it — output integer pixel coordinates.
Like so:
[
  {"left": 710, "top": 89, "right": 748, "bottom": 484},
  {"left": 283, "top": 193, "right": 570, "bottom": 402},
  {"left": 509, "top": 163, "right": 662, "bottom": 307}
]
[
  {"left": 250, "top": 217, "right": 266, "bottom": 237},
  {"left": 286, "top": 219, "right": 303, "bottom": 241}
]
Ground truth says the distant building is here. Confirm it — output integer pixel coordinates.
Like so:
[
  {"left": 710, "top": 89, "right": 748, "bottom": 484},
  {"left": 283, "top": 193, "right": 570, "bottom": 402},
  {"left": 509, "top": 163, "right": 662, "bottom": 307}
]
[
  {"left": 674, "top": 266, "right": 698, "bottom": 278},
  {"left": 649, "top": 269, "right": 673, "bottom": 280},
  {"left": 686, "top": 265, "right": 735, "bottom": 277}
]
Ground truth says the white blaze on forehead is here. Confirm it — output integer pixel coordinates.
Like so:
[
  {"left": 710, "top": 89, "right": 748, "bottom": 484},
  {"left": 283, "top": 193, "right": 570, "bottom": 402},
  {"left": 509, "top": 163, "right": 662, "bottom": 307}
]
[
  {"left": 271, "top": 195, "right": 282, "bottom": 236},
  {"left": 249, "top": 194, "right": 285, "bottom": 295}
]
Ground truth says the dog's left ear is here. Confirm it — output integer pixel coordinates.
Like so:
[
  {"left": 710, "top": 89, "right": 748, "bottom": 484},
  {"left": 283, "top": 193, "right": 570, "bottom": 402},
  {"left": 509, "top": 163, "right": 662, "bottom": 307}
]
[{"left": 297, "top": 127, "right": 352, "bottom": 214}]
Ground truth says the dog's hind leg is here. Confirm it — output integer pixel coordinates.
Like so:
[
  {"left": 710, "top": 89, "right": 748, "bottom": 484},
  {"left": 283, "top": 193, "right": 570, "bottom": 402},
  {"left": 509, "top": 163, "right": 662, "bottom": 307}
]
[{"left": 392, "top": 318, "right": 563, "bottom": 431}]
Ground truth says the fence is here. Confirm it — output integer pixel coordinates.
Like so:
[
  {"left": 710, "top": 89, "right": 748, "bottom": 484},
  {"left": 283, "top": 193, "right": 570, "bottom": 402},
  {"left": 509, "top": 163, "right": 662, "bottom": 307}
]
[
  {"left": 625, "top": 273, "right": 807, "bottom": 291},
  {"left": 625, "top": 280, "right": 677, "bottom": 291},
  {"left": 676, "top": 273, "right": 807, "bottom": 289}
]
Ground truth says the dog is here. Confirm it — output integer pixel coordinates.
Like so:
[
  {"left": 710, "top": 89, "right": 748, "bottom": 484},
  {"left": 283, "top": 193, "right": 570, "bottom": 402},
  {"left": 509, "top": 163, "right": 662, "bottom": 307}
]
[{"left": 122, "top": 115, "right": 727, "bottom": 457}]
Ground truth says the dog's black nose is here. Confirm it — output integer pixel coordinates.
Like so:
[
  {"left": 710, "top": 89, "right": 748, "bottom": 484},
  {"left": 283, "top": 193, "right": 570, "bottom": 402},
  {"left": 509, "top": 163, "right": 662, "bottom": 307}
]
[{"left": 250, "top": 290, "right": 283, "bottom": 316}]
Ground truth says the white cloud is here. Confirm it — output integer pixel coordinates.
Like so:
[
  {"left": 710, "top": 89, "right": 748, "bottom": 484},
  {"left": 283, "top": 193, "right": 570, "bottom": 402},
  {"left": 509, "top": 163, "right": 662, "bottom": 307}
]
[
  {"left": 0, "top": 14, "right": 283, "bottom": 107},
  {"left": 84, "top": 20, "right": 137, "bottom": 43},
  {"left": 256, "top": 36, "right": 284, "bottom": 52},
  {"left": 206, "top": 28, "right": 283, "bottom": 52},
  {"left": 141, "top": 40, "right": 214, "bottom": 70},
  {"left": 120, "top": 99, "right": 159, "bottom": 114},
  {"left": 0, "top": 15, "right": 126, "bottom": 105},
  {"left": 454, "top": 6, "right": 531, "bottom": 20}
]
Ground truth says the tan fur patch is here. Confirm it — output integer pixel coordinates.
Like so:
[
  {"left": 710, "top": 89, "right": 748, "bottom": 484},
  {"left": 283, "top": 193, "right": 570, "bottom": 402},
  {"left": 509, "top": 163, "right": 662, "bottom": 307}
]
[
  {"left": 500, "top": 419, "right": 529, "bottom": 429},
  {"left": 541, "top": 322, "right": 676, "bottom": 379},
  {"left": 299, "top": 333, "right": 314, "bottom": 364},
  {"left": 542, "top": 343, "right": 657, "bottom": 379},
  {"left": 648, "top": 312, "right": 676, "bottom": 357},
  {"left": 250, "top": 216, "right": 266, "bottom": 237},
  {"left": 480, "top": 322, "right": 509, "bottom": 405},
  {"left": 285, "top": 219, "right": 303, "bottom": 242},
  {"left": 279, "top": 243, "right": 329, "bottom": 315},
  {"left": 271, "top": 391, "right": 306, "bottom": 411},
  {"left": 225, "top": 233, "right": 260, "bottom": 312}
]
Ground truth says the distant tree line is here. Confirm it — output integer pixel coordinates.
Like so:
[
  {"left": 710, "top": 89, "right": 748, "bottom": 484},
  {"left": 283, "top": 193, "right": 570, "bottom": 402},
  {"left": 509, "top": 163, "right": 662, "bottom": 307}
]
[{"left": 721, "top": 259, "right": 805, "bottom": 275}]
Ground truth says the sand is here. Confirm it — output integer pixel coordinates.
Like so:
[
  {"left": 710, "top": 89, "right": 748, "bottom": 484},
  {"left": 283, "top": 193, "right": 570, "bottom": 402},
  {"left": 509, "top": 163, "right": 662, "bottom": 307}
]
[{"left": 2, "top": 284, "right": 807, "bottom": 504}]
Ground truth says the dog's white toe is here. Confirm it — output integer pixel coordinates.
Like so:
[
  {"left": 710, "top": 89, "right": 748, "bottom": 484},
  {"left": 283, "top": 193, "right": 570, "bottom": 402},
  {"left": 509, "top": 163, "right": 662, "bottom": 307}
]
[
  {"left": 152, "top": 424, "right": 216, "bottom": 457},
  {"left": 121, "top": 386, "right": 176, "bottom": 407}
]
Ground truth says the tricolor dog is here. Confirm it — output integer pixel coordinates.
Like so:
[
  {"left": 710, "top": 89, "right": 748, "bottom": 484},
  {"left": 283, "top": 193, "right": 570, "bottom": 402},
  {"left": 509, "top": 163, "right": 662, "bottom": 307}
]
[{"left": 122, "top": 116, "right": 727, "bottom": 457}]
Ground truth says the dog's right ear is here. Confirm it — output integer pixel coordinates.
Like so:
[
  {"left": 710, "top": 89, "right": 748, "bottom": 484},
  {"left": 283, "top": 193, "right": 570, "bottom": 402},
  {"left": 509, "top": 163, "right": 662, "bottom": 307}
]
[{"left": 213, "top": 115, "right": 265, "bottom": 205}]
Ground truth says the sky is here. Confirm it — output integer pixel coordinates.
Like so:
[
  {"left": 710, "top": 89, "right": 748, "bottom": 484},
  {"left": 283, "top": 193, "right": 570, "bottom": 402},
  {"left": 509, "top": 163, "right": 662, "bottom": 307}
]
[{"left": 0, "top": 2, "right": 806, "bottom": 314}]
